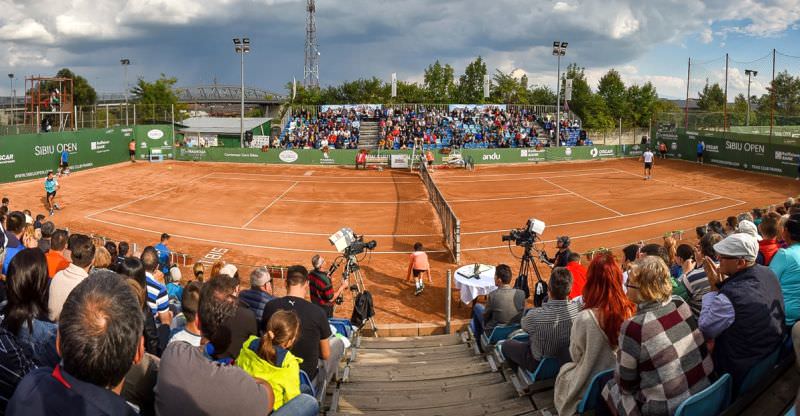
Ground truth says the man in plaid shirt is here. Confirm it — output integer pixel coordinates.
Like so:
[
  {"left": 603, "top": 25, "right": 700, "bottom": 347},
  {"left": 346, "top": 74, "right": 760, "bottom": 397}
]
[{"left": 602, "top": 256, "right": 713, "bottom": 416}]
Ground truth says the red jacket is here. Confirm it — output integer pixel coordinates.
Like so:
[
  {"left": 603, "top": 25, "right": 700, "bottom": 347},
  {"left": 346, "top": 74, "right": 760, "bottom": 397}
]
[
  {"left": 759, "top": 238, "right": 780, "bottom": 266},
  {"left": 565, "top": 261, "right": 588, "bottom": 300}
]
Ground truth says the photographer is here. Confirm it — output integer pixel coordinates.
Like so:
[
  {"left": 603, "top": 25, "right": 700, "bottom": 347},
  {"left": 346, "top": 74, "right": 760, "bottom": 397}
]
[
  {"left": 309, "top": 255, "right": 347, "bottom": 318},
  {"left": 544, "top": 236, "right": 573, "bottom": 268}
]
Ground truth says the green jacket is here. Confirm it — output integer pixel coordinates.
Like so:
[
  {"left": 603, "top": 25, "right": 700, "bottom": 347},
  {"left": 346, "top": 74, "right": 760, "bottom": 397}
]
[{"left": 237, "top": 336, "right": 303, "bottom": 410}]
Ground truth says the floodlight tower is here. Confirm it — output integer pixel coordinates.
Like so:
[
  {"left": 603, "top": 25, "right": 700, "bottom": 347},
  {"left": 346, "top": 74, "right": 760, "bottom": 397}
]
[
  {"left": 552, "top": 41, "right": 568, "bottom": 147},
  {"left": 744, "top": 69, "right": 757, "bottom": 126},
  {"left": 304, "top": 0, "right": 320, "bottom": 88}
]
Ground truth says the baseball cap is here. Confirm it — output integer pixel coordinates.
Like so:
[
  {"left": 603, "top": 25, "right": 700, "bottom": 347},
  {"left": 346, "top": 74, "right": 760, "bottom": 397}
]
[
  {"left": 220, "top": 264, "right": 238, "bottom": 277},
  {"left": 713, "top": 233, "right": 759, "bottom": 262},
  {"left": 169, "top": 266, "right": 182, "bottom": 282},
  {"left": 250, "top": 267, "right": 271, "bottom": 287},
  {"left": 736, "top": 220, "right": 762, "bottom": 241}
]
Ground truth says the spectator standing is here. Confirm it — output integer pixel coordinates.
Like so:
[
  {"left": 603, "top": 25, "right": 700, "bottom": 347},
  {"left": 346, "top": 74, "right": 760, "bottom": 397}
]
[
  {"left": 308, "top": 256, "right": 346, "bottom": 318},
  {"left": 555, "top": 253, "right": 636, "bottom": 416},
  {"left": 500, "top": 268, "right": 580, "bottom": 372},
  {"left": 156, "top": 274, "right": 319, "bottom": 416},
  {"left": 0, "top": 326, "right": 35, "bottom": 414},
  {"left": 129, "top": 139, "right": 136, "bottom": 162},
  {"left": 564, "top": 252, "right": 587, "bottom": 300},
  {"left": 471, "top": 264, "right": 525, "bottom": 337},
  {"left": 153, "top": 233, "right": 171, "bottom": 275},
  {"left": 2, "top": 211, "right": 25, "bottom": 275},
  {"left": 239, "top": 267, "right": 275, "bottom": 322},
  {"left": 45, "top": 229, "right": 70, "bottom": 278},
  {"left": 697, "top": 140, "right": 705, "bottom": 164},
  {"left": 141, "top": 246, "right": 172, "bottom": 326},
  {"left": 48, "top": 234, "right": 95, "bottom": 321},
  {"left": 757, "top": 213, "right": 781, "bottom": 266},
  {"left": 700, "top": 233, "right": 785, "bottom": 391},
  {"left": 769, "top": 213, "right": 800, "bottom": 327},
  {"left": 261, "top": 266, "right": 345, "bottom": 389},
  {"left": 406, "top": 242, "right": 432, "bottom": 296},
  {"left": 602, "top": 256, "right": 713, "bottom": 416},
  {"left": 237, "top": 310, "right": 304, "bottom": 412},
  {"left": 3, "top": 249, "right": 58, "bottom": 367},
  {"left": 8, "top": 273, "right": 145, "bottom": 416}
]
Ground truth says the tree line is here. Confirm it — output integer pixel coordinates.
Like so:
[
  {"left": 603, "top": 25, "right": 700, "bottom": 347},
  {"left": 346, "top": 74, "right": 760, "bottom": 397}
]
[{"left": 695, "top": 71, "right": 800, "bottom": 127}]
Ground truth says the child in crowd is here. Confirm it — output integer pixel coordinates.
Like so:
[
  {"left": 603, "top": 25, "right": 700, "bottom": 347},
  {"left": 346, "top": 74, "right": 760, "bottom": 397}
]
[
  {"left": 192, "top": 262, "right": 205, "bottom": 283},
  {"left": 167, "top": 266, "right": 184, "bottom": 307},
  {"left": 406, "top": 242, "right": 431, "bottom": 296},
  {"left": 237, "top": 310, "right": 303, "bottom": 411},
  {"left": 169, "top": 283, "right": 202, "bottom": 346}
]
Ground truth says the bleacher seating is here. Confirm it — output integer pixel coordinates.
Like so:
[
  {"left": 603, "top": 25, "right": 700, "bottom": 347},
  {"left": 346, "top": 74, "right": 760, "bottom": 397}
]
[
  {"left": 576, "top": 369, "right": 615, "bottom": 415},
  {"left": 675, "top": 373, "right": 731, "bottom": 416}
]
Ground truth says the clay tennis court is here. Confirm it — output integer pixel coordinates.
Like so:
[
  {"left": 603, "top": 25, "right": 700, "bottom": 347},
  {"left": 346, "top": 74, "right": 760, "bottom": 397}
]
[{"left": 2, "top": 157, "right": 798, "bottom": 326}]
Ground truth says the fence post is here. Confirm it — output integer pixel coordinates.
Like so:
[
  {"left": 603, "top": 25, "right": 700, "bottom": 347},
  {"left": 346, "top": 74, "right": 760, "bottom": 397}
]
[
  {"left": 133, "top": 104, "right": 137, "bottom": 125},
  {"left": 445, "top": 269, "right": 452, "bottom": 335},
  {"left": 105, "top": 106, "right": 109, "bottom": 128}
]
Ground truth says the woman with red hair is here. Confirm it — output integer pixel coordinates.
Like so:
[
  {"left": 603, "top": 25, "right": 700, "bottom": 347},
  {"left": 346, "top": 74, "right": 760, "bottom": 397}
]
[{"left": 554, "top": 252, "right": 636, "bottom": 416}]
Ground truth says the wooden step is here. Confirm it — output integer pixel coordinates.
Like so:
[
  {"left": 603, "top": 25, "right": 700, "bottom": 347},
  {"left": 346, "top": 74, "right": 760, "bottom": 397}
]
[
  {"left": 347, "top": 360, "right": 492, "bottom": 382},
  {"left": 332, "top": 396, "right": 534, "bottom": 416},
  {"left": 357, "top": 334, "right": 463, "bottom": 349},
  {"left": 337, "top": 372, "right": 505, "bottom": 393},
  {"left": 337, "top": 382, "right": 519, "bottom": 411},
  {"left": 355, "top": 343, "right": 471, "bottom": 358},
  {"left": 354, "top": 350, "right": 476, "bottom": 365}
]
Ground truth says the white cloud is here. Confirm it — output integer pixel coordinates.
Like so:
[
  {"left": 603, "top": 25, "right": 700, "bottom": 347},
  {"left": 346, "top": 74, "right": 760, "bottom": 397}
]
[
  {"left": 700, "top": 28, "right": 714, "bottom": 43},
  {"left": 553, "top": 1, "right": 577, "bottom": 12}
]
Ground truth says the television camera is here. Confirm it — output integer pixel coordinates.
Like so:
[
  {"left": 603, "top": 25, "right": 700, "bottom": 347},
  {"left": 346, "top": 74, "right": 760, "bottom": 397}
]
[
  {"left": 327, "top": 227, "right": 378, "bottom": 333},
  {"left": 502, "top": 218, "right": 546, "bottom": 247},
  {"left": 502, "top": 218, "right": 550, "bottom": 306}
]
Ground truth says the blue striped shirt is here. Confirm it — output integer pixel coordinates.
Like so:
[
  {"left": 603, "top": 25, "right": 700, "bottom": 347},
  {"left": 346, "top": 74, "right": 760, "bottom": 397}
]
[{"left": 146, "top": 273, "right": 169, "bottom": 317}]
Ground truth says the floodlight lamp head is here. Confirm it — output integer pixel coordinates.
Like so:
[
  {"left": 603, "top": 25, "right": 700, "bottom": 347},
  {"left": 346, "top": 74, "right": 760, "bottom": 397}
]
[
  {"left": 561, "top": 42, "right": 568, "bottom": 48},
  {"left": 7, "top": 73, "right": 12, "bottom": 79},
  {"left": 242, "top": 38, "right": 250, "bottom": 45},
  {"left": 233, "top": 38, "right": 241, "bottom": 45}
]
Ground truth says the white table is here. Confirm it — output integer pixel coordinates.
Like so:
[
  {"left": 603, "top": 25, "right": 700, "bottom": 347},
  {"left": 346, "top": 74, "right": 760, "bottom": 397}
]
[{"left": 454, "top": 264, "right": 497, "bottom": 304}]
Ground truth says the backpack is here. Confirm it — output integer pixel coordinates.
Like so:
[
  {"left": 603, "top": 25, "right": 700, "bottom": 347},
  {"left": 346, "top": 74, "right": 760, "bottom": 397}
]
[
  {"left": 350, "top": 290, "right": 375, "bottom": 329},
  {"left": 513, "top": 272, "right": 530, "bottom": 300},
  {"left": 533, "top": 274, "right": 549, "bottom": 307}
]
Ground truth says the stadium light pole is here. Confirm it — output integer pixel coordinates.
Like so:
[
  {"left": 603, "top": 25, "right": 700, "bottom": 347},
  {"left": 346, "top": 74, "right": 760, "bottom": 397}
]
[
  {"left": 552, "top": 41, "right": 567, "bottom": 147},
  {"left": 7, "top": 73, "right": 13, "bottom": 126},
  {"left": 120, "top": 59, "right": 130, "bottom": 125},
  {"left": 744, "top": 69, "right": 757, "bottom": 127},
  {"left": 233, "top": 37, "right": 250, "bottom": 148}
]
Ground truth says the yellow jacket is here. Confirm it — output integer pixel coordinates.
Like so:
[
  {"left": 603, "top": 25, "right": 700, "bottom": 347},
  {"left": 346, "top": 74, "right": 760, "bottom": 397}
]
[{"left": 236, "top": 336, "right": 303, "bottom": 410}]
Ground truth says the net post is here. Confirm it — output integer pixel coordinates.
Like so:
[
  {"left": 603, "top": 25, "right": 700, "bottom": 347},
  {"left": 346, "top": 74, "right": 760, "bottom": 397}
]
[{"left": 445, "top": 269, "right": 452, "bottom": 335}]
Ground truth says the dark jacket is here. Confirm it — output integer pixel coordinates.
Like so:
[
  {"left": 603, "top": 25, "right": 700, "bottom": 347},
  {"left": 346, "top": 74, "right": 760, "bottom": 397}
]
[
  {"left": 142, "top": 308, "right": 160, "bottom": 356},
  {"left": 238, "top": 289, "right": 273, "bottom": 323},
  {"left": 715, "top": 264, "right": 785, "bottom": 390}
]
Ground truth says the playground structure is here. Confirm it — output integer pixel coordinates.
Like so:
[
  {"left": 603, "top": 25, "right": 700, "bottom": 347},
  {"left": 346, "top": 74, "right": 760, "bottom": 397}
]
[{"left": 24, "top": 76, "right": 75, "bottom": 132}]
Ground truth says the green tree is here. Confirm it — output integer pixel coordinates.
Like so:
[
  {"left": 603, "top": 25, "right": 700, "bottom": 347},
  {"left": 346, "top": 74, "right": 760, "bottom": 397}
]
[
  {"left": 245, "top": 107, "right": 265, "bottom": 117},
  {"left": 423, "top": 60, "right": 455, "bottom": 102},
  {"left": 455, "top": 56, "right": 488, "bottom": 103},
  {"left": 528, "top": 85, "right": 556, "bottom": 105},
  {"left": 729, "top": 94, "right": 749, "bottom": 126},
  {"left": 625, "top": 82, "right": 659, "bottom": 127},
  {"left": 55, "top": 68, "right": 97, "bottom": 106},
  {"left": 131, "top": 74, "right": 187, "bottom": 122},
  {"left": 697, "top": 82, "right": 725, "bottom": 111},
  {"left": 489, "top": 69, "right": 528, "bottom": 104},
  {"left": 597, "top": 69, "right": 627, "bottom": 121},
  {"left": 771, "top": 71, "right": 800, "bottom": 116},
  {"left": 562, "top": 63, "right": 613, "bottom": 129}
]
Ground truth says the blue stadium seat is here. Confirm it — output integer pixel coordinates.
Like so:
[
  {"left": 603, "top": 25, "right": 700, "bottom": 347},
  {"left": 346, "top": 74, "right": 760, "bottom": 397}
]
[
  {"left": 516, "top": 356, "right": 562, "bottom": 387},
  {"left": 786, "top": 405, "right": 796, "bottom": 416},
  {"left": 494, "top": 332, "right": 529, "bottom": 363},
  {"left": 674, "top": 373, "right": 732, "bottom": 416},
  {"left": 739, "top": 346, "right": 781, "bottom": 394},
  {"left": 300, "top": 369, "right": 316, "bottom": 397},
  {"left": 479, "top": 323, "right": 520, "bottom": 351},
  {"left": 577, "top": 368, "right": 615, "bottom": 414},
  {"left": 329, "top": 318, "right": 354, "bottom": 340}
]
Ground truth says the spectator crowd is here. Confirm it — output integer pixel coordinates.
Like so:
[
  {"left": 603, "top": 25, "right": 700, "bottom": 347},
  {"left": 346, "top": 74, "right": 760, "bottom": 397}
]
[{"left": 470, "top": 198, "right": 800, "bottom": 415}]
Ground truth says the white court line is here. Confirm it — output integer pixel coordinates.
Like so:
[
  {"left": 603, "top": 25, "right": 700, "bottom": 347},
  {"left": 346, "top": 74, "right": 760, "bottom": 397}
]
[
  {"left": 242, "top": 182, "right": 299, "bottom": 227},
  {"left": 613, "top": 168, "right": 747, "bottom": 204},
  {"left": 461, "top": 197, "right": 724, "bottom": 235},
  {"left": 462, "top": 200, "right": 747, "bottom": 251},
  {"left": 281, "top": 192, "right": 573, "bottom": 204},
  {"left": 102, "top": 209, "right": 443, "bottom": 238},
  {"left": 434, "top": 167, "right": 615, "bottom": 179},
  {"left": 85, "top": 172, "right": 214, "bottom": 218},
  {"left": 208, "top": 170, "right": 419, "bottom": 179},
  {"left": 84, "top": 216, "right": 448, "bottom": 255},
  {"left": 539, "top": 177, "right": 625, "bottom": 216},
  {"left": 435, "top": 170, "right": 619, "bottom": 184},
  {"left": 207, "top": 175, "right": 420, "bottom": 184}
]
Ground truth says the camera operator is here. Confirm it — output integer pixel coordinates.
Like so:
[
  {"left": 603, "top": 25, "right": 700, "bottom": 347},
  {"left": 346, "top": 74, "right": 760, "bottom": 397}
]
[
  {"left": 543, "top": 236, "right": 573, "bottom": 268},
  {"left": 308, "top": 255, "right": 347, "bottom": 318}
]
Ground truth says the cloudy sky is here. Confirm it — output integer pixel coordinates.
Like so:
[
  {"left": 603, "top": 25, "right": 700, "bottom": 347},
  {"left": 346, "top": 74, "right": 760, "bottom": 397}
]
[{"left": 2, "top": 0, "right": 800, "bottom": 100}]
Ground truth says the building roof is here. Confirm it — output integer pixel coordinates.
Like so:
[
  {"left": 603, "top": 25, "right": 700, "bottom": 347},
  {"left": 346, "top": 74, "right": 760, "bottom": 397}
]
[{"left": 178, "top": 117, "right": 272, "bottom": 134}]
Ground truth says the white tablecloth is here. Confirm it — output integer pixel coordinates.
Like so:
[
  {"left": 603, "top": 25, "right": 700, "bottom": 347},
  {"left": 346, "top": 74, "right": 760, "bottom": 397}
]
[{"left": 454, "top": 264, "right": 497, "bottom": 304}]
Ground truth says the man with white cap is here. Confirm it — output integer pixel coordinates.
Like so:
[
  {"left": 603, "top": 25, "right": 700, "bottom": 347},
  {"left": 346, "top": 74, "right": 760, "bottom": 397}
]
[
  {"left": 239, "top": 267, "right": 274, "bottom": 322},
  {"left": 736, "top": 220, "right": 762, "bottom": 242},
  {"left": 699, "top": 233, "right": 786, "bottom": 392}
]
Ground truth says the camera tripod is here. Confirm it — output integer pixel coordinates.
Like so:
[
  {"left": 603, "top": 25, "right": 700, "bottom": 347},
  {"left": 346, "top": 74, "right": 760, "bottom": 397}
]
[
  {"left": 332, "top": 254, "right": 378, "bottom": 336},
  {"left": 518, "top": 244, "right": 547, "bottom": 305}
]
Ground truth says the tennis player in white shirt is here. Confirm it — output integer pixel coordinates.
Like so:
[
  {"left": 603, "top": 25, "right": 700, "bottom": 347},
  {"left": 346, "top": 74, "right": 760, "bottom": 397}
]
[{"left": 640, "top": 148, "right": 655, "bottom": 180}]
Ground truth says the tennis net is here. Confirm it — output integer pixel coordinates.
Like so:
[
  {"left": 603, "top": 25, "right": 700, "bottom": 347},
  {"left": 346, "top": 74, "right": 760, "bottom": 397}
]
[{"left": 419, "top": 161, "right": 461, "bottom": 263}]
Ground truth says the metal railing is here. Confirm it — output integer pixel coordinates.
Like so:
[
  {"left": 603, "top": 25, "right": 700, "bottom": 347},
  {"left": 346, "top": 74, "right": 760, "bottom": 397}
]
[{"left": 419, "top": 160, "right": 461, "bottom": 263}]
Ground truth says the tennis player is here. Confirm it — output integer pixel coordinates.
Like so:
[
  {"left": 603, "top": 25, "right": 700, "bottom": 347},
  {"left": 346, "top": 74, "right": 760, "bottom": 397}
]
[
  {"left": 44, "top": 171, "right": 60, "bottom": 216},
  {"left": 640, "top": 147, "right": 655, "bottom": 180},
  {"left": 406, "top": 242, "right": 431, "bottom": 296}
]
